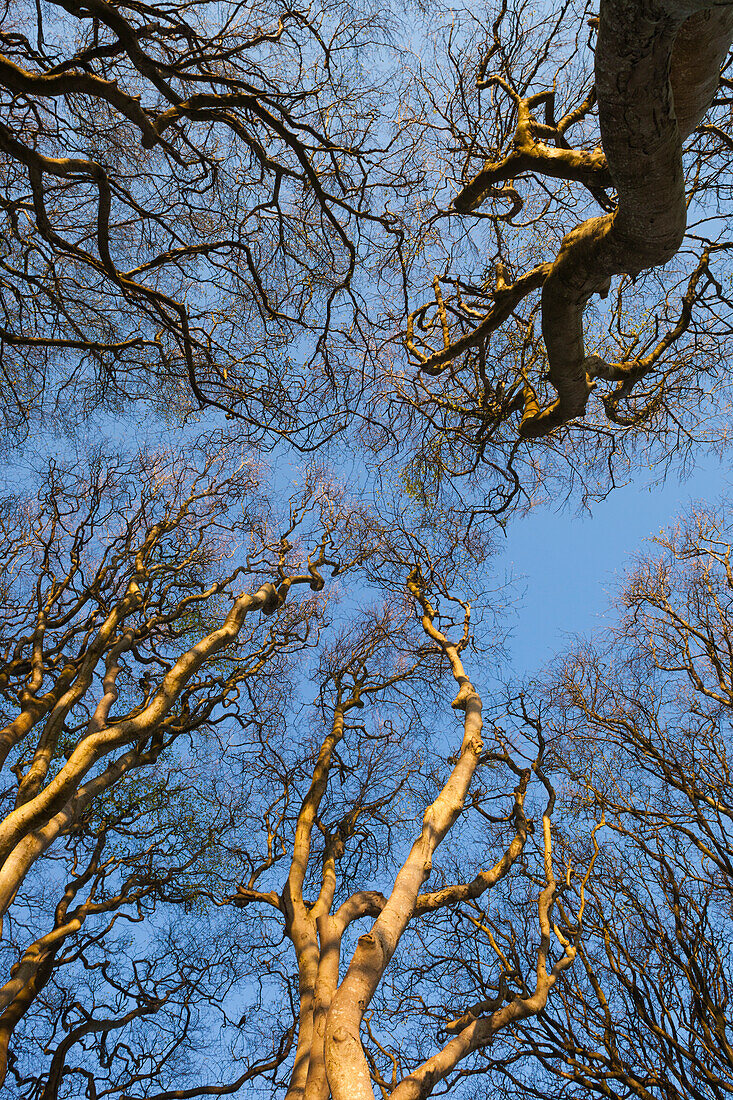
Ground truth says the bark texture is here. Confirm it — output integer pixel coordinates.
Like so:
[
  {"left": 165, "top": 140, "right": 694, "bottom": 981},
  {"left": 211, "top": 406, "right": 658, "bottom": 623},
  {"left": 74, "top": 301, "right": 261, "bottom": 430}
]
[
  {"left": 521, "top": 1, "right": 733, "bottom": 435},
  {"left": 323, "top": 589, "right": 485, "bottom": 1100}
]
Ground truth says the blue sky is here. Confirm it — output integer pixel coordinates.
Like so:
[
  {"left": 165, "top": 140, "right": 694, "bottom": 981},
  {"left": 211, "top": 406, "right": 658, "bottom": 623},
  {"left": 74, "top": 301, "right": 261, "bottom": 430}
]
[{"left": 505, "top": 452, "right": 730, "bottom": 673}]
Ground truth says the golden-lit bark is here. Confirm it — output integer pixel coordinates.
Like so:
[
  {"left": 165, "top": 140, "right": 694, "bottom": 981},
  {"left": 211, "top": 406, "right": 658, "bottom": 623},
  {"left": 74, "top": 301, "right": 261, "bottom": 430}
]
[
  {"left": 0, "top": 452, "right": 361, "bottom": 1087},
  {"left": 405, "top": 0, "right": 733, "bottom": 460}
]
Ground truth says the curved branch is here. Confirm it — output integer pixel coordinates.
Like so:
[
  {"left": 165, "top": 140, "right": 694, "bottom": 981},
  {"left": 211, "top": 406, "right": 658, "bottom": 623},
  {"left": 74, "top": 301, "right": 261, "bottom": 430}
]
[{"left": 519, "top": 1, "right": 733, "bottom": 437}]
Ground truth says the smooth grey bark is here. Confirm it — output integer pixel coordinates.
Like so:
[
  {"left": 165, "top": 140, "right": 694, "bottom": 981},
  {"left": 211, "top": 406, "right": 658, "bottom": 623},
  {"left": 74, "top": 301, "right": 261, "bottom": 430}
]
[{"left": 520, "top": 1, "right": 733, "bottom": 435}]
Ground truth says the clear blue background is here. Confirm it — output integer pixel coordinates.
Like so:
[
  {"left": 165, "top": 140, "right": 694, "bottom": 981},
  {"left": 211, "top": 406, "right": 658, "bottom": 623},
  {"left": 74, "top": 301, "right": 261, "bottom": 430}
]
[{"left": 505, "top": 453, "right": 729, "bottom": 673}]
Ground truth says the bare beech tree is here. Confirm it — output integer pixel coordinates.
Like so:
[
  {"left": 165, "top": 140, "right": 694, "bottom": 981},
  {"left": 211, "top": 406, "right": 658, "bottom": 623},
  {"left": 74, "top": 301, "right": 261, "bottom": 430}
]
[
  {"left": 0, "top": 0, "right": 415, "bottom": 436},
  {"left": 230, "top": 572, "right": 592, "bottom": 1100},
  {"left": 0, "top": 441, "right": 374, "bottom": 1090},
  {"left": 0, "top": 460, "right": 599, "bottom": 1099},
  {"left": 471, "top": 507, "right": 733, "bottom": 1100},
  {"left": 3, "top": 0, "right": 733, "bottom": 514},
  {"left": 395, "top": 0, "right": 733, "bottom": 515}
]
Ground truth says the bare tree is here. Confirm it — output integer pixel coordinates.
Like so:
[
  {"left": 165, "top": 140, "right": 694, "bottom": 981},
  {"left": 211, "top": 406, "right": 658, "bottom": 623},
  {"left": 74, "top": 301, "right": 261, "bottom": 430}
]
[
  {"left": 231, "top": 572, "right": 591, "bottom": 1100},
  {"left": 396, "top": 0, "right": 733, "bottom": 514},
  {"left": 0, "top": 456, "right": 599, "bottom": 1099},
  {"left": 472, "top": 506, "right": 733, "bottom": 1100},
  {"left": 0, "top": 0, "right": 415, "bottom": 437},
  {"left": 0, "top": 440, "right": 374, "bottom": 1089},
  {"left": 3, "top": 0, "right": 733, "bottom": 513}
]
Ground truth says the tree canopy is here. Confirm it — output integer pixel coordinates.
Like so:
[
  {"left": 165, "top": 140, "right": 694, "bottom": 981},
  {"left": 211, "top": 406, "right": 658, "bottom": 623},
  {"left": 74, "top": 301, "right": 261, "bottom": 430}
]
[{"left": 0, "top": 0, "right": 732, "bottom": 1097}]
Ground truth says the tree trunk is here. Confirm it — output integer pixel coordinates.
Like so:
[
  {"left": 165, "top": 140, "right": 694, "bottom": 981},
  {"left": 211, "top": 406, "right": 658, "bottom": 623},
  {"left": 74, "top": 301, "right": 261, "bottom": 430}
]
[{"left": 521, "top": 1, "right": 733, "bottom": 436}]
